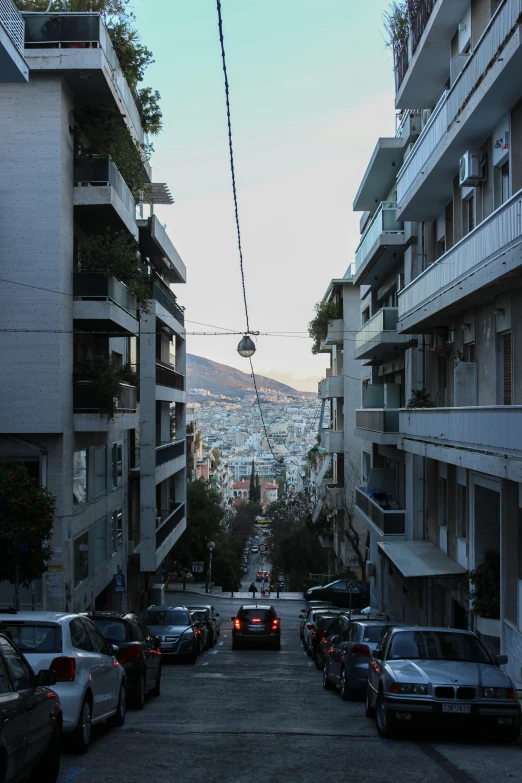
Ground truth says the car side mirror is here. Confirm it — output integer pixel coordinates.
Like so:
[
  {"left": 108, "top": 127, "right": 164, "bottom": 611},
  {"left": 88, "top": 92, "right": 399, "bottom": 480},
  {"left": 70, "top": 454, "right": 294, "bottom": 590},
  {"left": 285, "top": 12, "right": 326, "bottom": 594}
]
[
  {"left": 329, "top": 635, "right": 339, "bottom": 644},
  {"left": 37, "top": 670, "right": 57, "bottom": 687},
  {"left": 495, "top": 654, "right": 508, "bottom": 666},
  {"left": 110, "top": 644, "right": 119, "bottom": 655}
]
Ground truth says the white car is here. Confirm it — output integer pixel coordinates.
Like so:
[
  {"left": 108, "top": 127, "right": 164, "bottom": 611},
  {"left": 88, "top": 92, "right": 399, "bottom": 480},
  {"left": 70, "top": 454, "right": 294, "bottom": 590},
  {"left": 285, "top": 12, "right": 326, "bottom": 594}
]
[
  {"left": 3, "top": 612, "right": 126, "bottom": 753},
  {"left": 251, "top": 545, "right": 259, "bottom": 554}
]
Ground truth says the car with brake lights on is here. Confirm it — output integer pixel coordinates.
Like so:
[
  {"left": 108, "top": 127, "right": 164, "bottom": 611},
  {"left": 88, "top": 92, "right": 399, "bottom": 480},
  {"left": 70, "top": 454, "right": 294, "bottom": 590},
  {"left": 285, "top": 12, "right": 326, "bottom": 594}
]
[
  {"left": 303, "top": 607, "right": 342, "bottom": 655},
  {"left": 188, "top": 605, "right": 221, "bottom": 643},
  {"left": 142, "top": 606, "right": 198, "bottom": 664},
  {"left": 314, "top": 613, "right": 354, "bottom": 671},
  {"left": 309, "top": 613, "right": 344, "bottom": 669},
  {"left": 366, "top": 626, "right": 521, "bottom": 741},
  {"left": 299, "top": 602, "right": 332, "bottom": 640},
  {"left": 231, "top": 605, "right": 281, "bottom": 650}
]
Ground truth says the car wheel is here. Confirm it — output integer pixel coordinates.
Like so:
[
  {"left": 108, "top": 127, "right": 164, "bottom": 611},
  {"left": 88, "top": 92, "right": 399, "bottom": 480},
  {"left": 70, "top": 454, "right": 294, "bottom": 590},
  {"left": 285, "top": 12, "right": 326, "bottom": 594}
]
[
  {"left": 150, "top": 667, "right": 161, "bottom": 697},
  {"left": 71, "top": 696, "right": 92, "bottom": 754},
  {"left": 197, "top": 640, "right": 202, "bottom": 656},
  {"left": 322, "top": 665, "right": 335, "bottom": 691},
  {"left": 365, "top": 686, "right": 375, "bottom": 718},
  {"left": 375, "top": 693, "right": 396, "bottom": 738},
  {"left": 108, "top": 682, "right": 126, "bottom": 727},
  {"left": 306, "top": 644, "right": 312, "bottom": 657},
  {"left": 314, "top": 651, "right": 323, "bottom": 671},
  {"left": 132, "top": 673, "right": 146, "bottom": 710},
  {"left": 32, "top": 720, "right": 61, "bottom": 782},
  {"left": 340, "top": 667, "right": 356, "bottom": 701}
]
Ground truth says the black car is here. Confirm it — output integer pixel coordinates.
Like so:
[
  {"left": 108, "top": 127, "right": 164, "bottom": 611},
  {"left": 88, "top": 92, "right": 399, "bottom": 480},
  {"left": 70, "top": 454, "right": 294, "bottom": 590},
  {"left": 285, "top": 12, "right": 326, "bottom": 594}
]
[
  {"left": 305, "top": 579, "right": 370, "bottom": 609},
  {"left": 88, "top": 612, "right": 162, "bottom": 708},
  {"left": 231, "top": 605, "right": 281, "bottom": 650},
  {"left": 0, "top": 630, "right": 62, "bottom": 782}
]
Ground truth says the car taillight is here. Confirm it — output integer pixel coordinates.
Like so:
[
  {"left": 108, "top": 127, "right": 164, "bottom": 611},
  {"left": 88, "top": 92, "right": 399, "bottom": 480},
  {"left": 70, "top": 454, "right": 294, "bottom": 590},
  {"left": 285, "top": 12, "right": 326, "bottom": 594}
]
[
  {"left": 119, "top": 645, "right": 141, "bottom": 665},
  {"left": 234, "top": 618, "right": 241, "bottom": 630},
  {"left": 272, "top": 619, "right": 279, "bottom": 631},
  {"left": 50, "top": 656, "right": 76, "bottom": 682},
  {"left": 351, "top": 644, "right": 371, "bottom": 656},
  {"left": 306, "top": 623, "right": 313, "bottom": 630}
]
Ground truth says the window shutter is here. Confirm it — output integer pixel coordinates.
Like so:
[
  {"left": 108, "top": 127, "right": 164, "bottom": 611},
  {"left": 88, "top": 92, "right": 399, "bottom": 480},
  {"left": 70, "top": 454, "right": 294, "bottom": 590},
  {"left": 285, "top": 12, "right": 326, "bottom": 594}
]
[{"left": 503, "top": 332, "right": 512, "bottom": 405}]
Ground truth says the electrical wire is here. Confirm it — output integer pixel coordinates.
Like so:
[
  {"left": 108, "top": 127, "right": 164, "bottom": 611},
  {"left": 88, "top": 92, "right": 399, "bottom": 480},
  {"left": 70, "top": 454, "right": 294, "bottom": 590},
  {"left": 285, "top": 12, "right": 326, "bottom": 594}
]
[{"left": 248, "top": 357, "right": 285, "bottom": 464}]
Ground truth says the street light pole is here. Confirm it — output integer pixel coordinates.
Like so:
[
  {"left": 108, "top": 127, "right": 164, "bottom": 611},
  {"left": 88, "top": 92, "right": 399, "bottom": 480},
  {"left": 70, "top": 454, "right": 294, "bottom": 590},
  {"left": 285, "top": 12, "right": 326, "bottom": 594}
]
[{"left": 207, "top": 541, "right": 215, "bottom": 594}]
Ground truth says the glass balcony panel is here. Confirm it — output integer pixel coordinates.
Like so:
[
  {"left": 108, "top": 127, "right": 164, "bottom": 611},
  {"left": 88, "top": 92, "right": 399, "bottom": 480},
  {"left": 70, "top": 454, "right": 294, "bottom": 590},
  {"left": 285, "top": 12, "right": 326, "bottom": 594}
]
[{"left": 355, "top": 487, "right": 405, "bottom": 535}]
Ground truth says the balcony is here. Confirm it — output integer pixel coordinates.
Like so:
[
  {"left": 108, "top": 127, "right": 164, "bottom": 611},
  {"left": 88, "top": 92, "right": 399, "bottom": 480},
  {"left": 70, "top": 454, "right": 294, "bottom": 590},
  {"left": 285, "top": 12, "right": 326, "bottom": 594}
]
[
  {"left": 325, "top": 485, "right": 345, "bottom": 511},
  {"left": 355, "top": 486, "right": 405, "bottom": 537},
  {"left": 74, "top": 157, "right": 138, "bottom": 239},
  {"left": 320, "top": 428, "right": 344, "bottom": 454},
  {"left": 151, "top": 274, "right": 185, "bottom": 326},
  {"left": 138, "top": 215, "right": 186, "bottom": 284},
  {"left": 353, "top": 203, "right": 406, "bottom": 287},
  {"left": 73, "top": 380, "right": 138, "bottom": 431},
  {"left": 156, "top": 363, "right": 184, "bottom": 391},
  {"left": 355, "top": 409, "right": 400, "bottom": 446},
  {"left": 0, "top": 0, "right": 28, "bottom": 82},
  {"left": 73, "top": 273, "right": 139, "bottom": 335},
  {"left": 155, "top": 440, "right": 185, "bottom": 483},
  {"left": 400, "top": 407, "right": 522, "bottom": 461},
  {"left": 22, "top": 12, "right": 145, "bottom": 145},
  {"left": 353, "top": 139, "right": 406, "bottom": 212},
  {"left": 155, "top": 502, "right": 186, "bottom": 551},
  {"left": 320, "top": 319, "right": 344, "bottom": 349},
  {"left": 398, "top": 190, "right": 522, "bottom": 333},
  {"left": 397, "top": 1, "right": 522, "bottom": 220},
  {"left": 355, "top": 308, "right": 411, "bottom": 364},
  {"left": 395, "top": 0, "right": 470, "bottom": 108},
  {"left": 318, "top": 375, "right": 343, "bottom": 400}
]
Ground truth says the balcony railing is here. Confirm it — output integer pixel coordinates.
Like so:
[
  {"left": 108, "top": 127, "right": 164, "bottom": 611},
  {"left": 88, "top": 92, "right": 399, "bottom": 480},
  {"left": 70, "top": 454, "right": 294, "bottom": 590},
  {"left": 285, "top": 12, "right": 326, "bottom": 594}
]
[
  {"left": 355, "top": 308, "right": 399, "bottom": 353},
  {"left": 356, "top": 409, "right": 400, "bottom": 433},
  {"left": 355, "top": 202, "right": 403, "bottom": 273},
  {"left": 1, "top": 0, "right": 24, "bottom": 53},
  {"left": 23, "top": 12, "right": 143, "bottom": 142},
  {"left": 73, "top": 272, "right": 137, "bottom": 315},
  {"left": 156, "top": 503, "right": 185, "bottom": 549},
  {"left": 156, "top": 439, "right": 185, "bottom": 467},
  {"left": 355, "top": 487, "right": 405, "bottom": 535},
  {"left": 156, "top": 363, "right": 184, "bottom": 391},
  {"left": 399, "top": 188, "right": 522, "bottom": 325},
  {"left": 151, "top": 274, "right": 185, "bottom": 325},
  {"left": 74, "top": 156, "right": 136, "bottom": 220},
  {"left": 73, "top": 380, "right": 137, "bottom": 412},
  {"left": 395, "top": 37, "right": 410, "bottom": 91},
  {"left": 411, "top": 0, "right": 437, "bottom": 56}
]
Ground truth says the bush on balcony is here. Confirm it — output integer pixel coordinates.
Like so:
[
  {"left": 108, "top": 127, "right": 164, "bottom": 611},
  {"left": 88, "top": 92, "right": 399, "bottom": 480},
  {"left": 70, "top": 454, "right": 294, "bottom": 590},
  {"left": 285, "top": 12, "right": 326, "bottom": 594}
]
[
  {"left": 406, "top": 388, "right": 435, "bottom": 409},
  {"left": 74, "top": 356, "right": 136, "bottom": 420},
  {"left": 468, "top": 549, "right": 500, "bottom": 620},
  {"left": 382, "top": 1, "right": 409, "bottom": 62},
  {"left": 78, "top": 229, "right": 151, "bottom": 311},
  {"left": 308, "top": 301, "right": 342, "bottom": 355}
]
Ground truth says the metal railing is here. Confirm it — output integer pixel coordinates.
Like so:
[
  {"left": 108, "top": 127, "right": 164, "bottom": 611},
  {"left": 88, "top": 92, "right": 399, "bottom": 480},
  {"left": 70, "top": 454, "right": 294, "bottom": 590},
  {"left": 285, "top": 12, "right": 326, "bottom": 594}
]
[
  {"left": 395, "top": 37, "right": 410, "bottom": 91},
  {"left": 156, "top": 503, "right": 185, "bottom": 549},
  {"left": 156, "top": 439, "right": 185, "bottom": 467},
  {"left": 1, "top": 0, "right": 24, "bottom": 53},
  {"left": 355, "top": 487, "right": 405, "bottom": 535},
  {"left": 74, "top": 157, "right": 136, "bottom": 220},
  {"left": 73, "top": 380, "right": 137, "bottom": 412},
  {"left": 156, "top": 363, "right": 185, "bottom": 391},
  {"left": 354, "top": 202, "right": 403, "bottom": 274},
  {"left": 73, "top": 272, "right": 137, "bottom": 315},
  {"left": 355, "top": 308, "right": 399, "bottom": 353},
  {"left": 151, "top": 274, "right": 185, "bottom": 325},
  {"left": 356, "top": 409, "right": 400, "bottom": 433},
  {"left": 411, "top": 0, "right": 437, "bottom": 55},
  {"left": 399, "top": 188, "right": 522, "bottom": 322},
  {"left": 22, "top": 12, "right": 143, "bottom": 142}
]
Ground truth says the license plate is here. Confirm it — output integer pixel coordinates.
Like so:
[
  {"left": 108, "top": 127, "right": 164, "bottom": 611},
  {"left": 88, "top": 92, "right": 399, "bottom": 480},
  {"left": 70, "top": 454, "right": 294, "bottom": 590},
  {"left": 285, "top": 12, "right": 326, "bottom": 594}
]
[
  {"left": 442, "top": 703, "right": 471, "bottom": 714},
  {"left": 248, "top": 625, "right": 265, "bottom": 631}
]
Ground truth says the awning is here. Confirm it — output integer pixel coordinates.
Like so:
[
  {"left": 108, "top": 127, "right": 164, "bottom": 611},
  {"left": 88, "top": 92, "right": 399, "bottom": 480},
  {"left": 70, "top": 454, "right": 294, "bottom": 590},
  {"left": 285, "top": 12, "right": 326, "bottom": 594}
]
[{"left": 378, "top": 540, "right": 467, "bottom": 579}]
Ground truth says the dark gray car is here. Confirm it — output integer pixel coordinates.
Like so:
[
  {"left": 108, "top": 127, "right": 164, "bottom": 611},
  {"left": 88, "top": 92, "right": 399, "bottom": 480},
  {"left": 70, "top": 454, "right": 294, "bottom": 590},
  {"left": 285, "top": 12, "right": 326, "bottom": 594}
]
[{"left": 142, "top": 606, "right": 198, "bottom": 663}]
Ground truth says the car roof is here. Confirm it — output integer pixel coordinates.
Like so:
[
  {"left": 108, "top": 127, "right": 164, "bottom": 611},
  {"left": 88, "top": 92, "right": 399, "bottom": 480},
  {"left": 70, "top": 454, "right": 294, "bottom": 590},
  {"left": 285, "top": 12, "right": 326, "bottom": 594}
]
[
  {"left": 389, "top": 626, "right": 475, "bottom": 635},
  {"left": 84, "top": 611, "right": 127, "bottom": 619},
  {"left": 145, "top": 605, "right": 188, "bottom": 611},
  {"left": 1, "top": 611, "right": 79, "bottom": 623},
  {"left": 240, "top": 604, "right": 272, "bottom": 610}
]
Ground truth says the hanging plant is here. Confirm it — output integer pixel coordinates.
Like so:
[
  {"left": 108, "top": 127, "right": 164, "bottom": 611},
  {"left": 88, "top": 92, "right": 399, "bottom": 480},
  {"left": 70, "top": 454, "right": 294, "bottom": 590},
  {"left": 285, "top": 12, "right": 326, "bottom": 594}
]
[
  {"left": 78, "top": 229, "right": 151, "bottom": 311},
  {"left": 74, "top": 356, "right": 135, "bottom": 420},
  {"left": 406, "top": 388, "right": 435, "bottom": 409},
  {"left": 308, "top": 301, "right": 342, "bottom": 355}
]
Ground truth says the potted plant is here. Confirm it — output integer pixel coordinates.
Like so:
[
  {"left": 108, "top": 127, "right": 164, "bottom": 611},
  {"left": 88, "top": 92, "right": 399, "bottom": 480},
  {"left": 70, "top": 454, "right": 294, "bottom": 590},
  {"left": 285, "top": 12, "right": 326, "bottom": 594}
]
[
  {"left": 308, "top": 300, "right": 343, "bottom": 354},
  {"left": 406, "top": 388, "right": 435, "bottom": 408},
  {"left": 74, "top": 356, "right": 136, "bottom": 420},
  {"left": 469, "top": 549, "right": 501, "bottom": 637}
]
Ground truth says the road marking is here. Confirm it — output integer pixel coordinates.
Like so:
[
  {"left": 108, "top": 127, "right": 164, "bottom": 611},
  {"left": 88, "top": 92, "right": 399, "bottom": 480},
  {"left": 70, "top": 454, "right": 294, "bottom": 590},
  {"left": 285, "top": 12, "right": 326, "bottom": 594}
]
[
  {"left": 201, "top": 661, "right": 209, "bottom": 666},
  {"left": 218, "top": 641, "right": 223, "bottom": 646},
  {"left": 59, "top": 768, "right": 86, "bottom": 783},
  {"left": 416, "top": 742, "right": 479, "bottom": 783},
  {"left": 209, "top": 649, "right": 219, "bottom": 654},
  {"left": 223, "top": 634, "right": 228, "bottom": 638}
]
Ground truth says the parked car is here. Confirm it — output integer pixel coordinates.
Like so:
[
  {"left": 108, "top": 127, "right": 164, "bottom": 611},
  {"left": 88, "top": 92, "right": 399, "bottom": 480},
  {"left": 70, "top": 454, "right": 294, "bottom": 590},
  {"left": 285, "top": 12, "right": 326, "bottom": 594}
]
[
  {"left": 190, "top": 611, "right": 210, "bottom": 652},
  {"left": 187, "top": 604, "right": 221, "bottom": 640},
  {"left": 231, "top": 605, "right": 281, "bottom": 650},
  {"left": 142, "top": 606, "right": 198, "bottom": 663},
  {"left": 305, "top": 579, "right": 370, "bottom": 609},
  {"left": 251, "top": 545, "right": 259, "bottom": 554},
  {"left": 314, "top": 613, "right": 354, "bottom": 671},
  {"left": 366, "top": 626, "right": 521, "bottom": 741},
  {"left": 303, "top": 608, "right": 342, "bottom": 654},
  {"left": 299, "top": 603, "right": 332, "bottom": 640},
  {"left": 87, "top": 612, "right": 162, "bottom": 709},
  {"left": 323, "top": 620, "right": 399, "bottom": 697},
  {"left": 0, "top": 629, "right": 62, "bottom": 782},
  {"left": 309, "top": 613, "right": 344, "bottom": 669},
  {"left": 2, "top": 612, "right": 126, "bottom": 753}
]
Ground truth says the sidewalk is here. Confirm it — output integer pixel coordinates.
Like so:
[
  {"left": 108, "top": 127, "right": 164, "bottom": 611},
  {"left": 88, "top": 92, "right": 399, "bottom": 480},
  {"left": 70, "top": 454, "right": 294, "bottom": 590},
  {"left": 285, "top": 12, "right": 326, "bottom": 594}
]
[{"left": 166, "top": 583, "right": 304, "bottom": 601}]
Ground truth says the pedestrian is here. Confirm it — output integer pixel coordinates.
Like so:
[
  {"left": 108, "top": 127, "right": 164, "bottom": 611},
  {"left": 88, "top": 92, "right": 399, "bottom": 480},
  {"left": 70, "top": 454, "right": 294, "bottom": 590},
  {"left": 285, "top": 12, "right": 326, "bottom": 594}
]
[{"left": 249, "top": 582, "right": 257, "bottom": 598}]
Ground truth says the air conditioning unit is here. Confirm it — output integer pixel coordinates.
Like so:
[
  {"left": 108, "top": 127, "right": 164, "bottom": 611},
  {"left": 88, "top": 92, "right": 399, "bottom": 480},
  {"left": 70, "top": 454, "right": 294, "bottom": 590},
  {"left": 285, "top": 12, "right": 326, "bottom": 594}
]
[
  {"left": 366, "top": 561, "right": 376, "bottom": 577},
  {"left": 459, "top": 151, "right": 484, "bottom": 187}
]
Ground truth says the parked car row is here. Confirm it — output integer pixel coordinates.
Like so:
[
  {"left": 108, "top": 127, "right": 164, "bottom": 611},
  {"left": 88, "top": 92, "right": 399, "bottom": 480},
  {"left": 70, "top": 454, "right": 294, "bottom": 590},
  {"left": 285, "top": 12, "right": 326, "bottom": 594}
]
[{"left": 300, "top": 602, "right": 522, "bottom": 743}]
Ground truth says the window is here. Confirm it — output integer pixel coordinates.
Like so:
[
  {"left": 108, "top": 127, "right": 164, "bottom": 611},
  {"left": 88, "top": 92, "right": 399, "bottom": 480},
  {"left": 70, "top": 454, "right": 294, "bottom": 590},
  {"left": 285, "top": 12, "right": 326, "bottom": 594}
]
[
  {"left": 0, "top": 637, "right": 33, "bottom": 690},
  {"left": 84, "top": 619, "right": 110, "bottom": 655},
  {"left": 136, "top": 618, "right": 152, "bottom": 641},
  {"left": 362, "top": 451, "right": 371, "bottom": 484},
  {"left": 362, "top": 307, "right": 370, "bottom": 325},
  {"left": 0, "top": 655, "right": 12, "bottom": 694},
  {"left": 128, "top": 617, "right": 146, "bottom": 642},
  {"left": 3, "top": 624, "right": 61, "bottom": 654},
  {"left": 112, "top": 508, "right": 123, "bottom": 553},
  {"left": 94, "top": 446, "right": 107, "bottom": 497},
  {"left": 465, "top": 342, "right": 476, "bottom": 362},
  {"left": 112, "top": 442, "right": 123, "bottom": 489},
  {"left": 438, "top": 477, "right": 447, "bottom": 527},
  {"left": 143, "top": 609, "right": 190, "bottom": 626},
  {"left": 74, "top": 532, "right": 89, "bottom": 587},
  {"left": 501, "top": 162, "right": 510, "bottom": 204},
  {"left": 73, "top": 450, "right": 87, "bottom": 505},
  {"left": 503, "top": 332, "right": 512, "bottom": 405},
  {"left": 94, "top": 518, "right": 107, "bottom": 570},
  {"left": 457, "top": 483, "right": 467, "bottom": 540},
  {"left": 69, "top": 618, "right": 93, "bottom": 652},
  {"left": 436, "top": 237, "right": 446, "bottom": 258},
  {"left": 91, "top": 618, "right": 128, "bottom": 643}
]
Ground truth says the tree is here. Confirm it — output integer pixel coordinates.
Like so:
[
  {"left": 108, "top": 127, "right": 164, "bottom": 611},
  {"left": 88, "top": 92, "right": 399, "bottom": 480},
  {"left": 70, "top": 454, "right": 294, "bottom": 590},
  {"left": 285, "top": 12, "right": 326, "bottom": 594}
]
[
  {"left": 322, "top": 456, "right": 367, "bottom": 578},
  {"left": 249, "top": 460, "right": 256, "bottom": 502},
  {"left": 254, "top": 473, "right": 261, "bottom": 503},
  {"left": 0, "top": 463, "right": 56, "bottom": 610}
]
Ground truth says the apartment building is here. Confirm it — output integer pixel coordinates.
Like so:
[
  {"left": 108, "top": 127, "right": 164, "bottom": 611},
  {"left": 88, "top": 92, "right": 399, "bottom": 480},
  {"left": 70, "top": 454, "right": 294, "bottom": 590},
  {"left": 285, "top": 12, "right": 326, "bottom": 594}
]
[
  {"left": 0, "top": 7, "right": 186, "bottom": 613},
  {"left": 352, "top": 0, "right": 522, "bottom": 687}
]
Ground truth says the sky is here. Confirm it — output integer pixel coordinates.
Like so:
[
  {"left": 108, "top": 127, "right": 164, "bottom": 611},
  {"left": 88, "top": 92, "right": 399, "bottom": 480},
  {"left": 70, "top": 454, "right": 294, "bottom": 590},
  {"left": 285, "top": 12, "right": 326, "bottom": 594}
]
[{"left": 132, "top": 0, "right": 397, "bottom": 391}]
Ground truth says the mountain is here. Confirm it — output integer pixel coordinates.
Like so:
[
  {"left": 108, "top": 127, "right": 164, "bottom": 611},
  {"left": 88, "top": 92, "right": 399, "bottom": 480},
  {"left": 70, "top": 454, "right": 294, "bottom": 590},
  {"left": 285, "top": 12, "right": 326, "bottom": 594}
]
[{"left": 186, "top": 354, "right": 316, "bottom": 399}]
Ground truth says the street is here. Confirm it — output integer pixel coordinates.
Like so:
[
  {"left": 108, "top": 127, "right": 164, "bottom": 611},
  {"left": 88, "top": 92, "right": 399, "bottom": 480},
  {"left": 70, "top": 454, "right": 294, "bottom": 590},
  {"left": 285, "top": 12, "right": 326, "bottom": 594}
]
[{"left": 57, "top": 597, "right": 522, "bottom": 783}]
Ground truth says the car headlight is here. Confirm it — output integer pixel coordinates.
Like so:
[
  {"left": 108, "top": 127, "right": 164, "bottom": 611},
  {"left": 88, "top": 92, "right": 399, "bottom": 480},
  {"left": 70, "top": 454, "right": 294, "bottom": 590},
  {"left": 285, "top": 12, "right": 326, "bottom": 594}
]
[
  {"left": 390, "top": 682, "right": 428, "bottom": 695},
  {"left": 483, "top": 687, "right": 513, "bottom": 698},
  {"left": 181, "top": 629, "right": 194, "bottom": 640}
]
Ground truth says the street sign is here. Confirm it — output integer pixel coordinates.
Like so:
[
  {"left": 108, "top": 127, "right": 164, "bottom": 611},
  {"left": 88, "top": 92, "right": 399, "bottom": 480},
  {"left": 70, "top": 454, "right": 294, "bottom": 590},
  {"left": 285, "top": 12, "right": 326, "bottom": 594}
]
[
  {"left": 192, "top": 561, "right": 204, "bottom": 573},
  {"left": 346, "top": 580, "right": 356, "bottom": 591},
  {"left": 113, "top": 573, "right": 126, "bottom": 594},
  {"left": 259, "top": 544, "right": 266, "bottom": 553}
]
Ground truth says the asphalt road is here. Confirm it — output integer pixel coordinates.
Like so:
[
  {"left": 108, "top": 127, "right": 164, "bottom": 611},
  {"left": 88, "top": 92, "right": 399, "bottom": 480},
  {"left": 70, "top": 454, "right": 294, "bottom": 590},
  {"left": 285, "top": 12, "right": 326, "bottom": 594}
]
[{"left": 57, "top": 597, "right": 522, "bottom": 783}]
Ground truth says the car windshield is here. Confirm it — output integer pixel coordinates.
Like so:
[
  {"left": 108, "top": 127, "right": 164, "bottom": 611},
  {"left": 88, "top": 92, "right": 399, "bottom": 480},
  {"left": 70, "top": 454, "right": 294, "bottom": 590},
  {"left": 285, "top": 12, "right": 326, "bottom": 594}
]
[
  {"left": 143, "top": 610, "right": 190, "bottom": 626},
  {"left": 91, "top": 619, "right": 128, "bottom": 642},
  {"left": 388, "top": 630, "right": 491, "bottom": 663},
  {"left": 362, "top": 625, "right": 389, "bottom": 643},
  {"left": 240, "top": 609, "right": 273, "bottom": 622},
  {"left": 316, "top": 616, "right": 338, "bottom": 631},
  {"left": 3, "top": 623, "right": 62, "bottom": 653}
]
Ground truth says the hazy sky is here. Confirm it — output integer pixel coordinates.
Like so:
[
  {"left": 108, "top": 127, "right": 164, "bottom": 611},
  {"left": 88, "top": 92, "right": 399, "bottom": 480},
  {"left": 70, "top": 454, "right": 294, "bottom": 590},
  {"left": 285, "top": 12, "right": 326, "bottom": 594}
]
[{"left": 133, "top": 0, "right": 396, "bottom": 391}]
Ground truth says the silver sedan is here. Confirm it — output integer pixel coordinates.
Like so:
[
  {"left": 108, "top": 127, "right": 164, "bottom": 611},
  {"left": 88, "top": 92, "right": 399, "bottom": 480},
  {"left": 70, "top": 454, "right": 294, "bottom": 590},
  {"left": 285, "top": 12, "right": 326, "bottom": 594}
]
[{"left": 366, "top": 626, "right": 521, "bottom": 742}]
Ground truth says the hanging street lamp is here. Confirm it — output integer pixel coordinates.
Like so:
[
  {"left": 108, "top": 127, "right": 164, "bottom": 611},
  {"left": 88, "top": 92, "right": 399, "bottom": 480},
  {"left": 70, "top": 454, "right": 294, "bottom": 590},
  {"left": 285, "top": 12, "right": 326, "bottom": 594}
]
[{"left": 237, "top": 335, "right": 256, "bottom": 358}]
